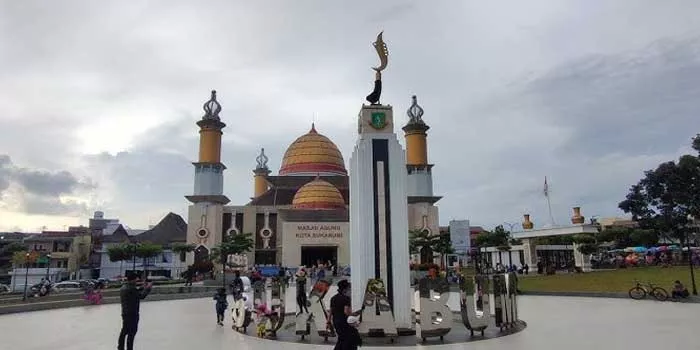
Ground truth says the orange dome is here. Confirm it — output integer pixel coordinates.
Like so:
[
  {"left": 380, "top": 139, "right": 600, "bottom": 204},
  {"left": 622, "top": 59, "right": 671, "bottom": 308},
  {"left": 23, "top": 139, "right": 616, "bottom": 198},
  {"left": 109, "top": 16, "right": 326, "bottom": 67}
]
[
  {"left": 292, "top": 178, "right": 346, "bottom": 210},
  {"left": 279, "top": 124, "right": 347, "bottom": 176}
]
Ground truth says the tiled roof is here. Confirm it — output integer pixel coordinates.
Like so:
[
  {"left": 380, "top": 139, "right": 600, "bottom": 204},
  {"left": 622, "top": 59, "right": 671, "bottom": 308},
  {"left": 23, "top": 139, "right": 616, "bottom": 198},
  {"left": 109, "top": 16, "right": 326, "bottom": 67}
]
[{"left": 131, "top": 212, "right": 187, "bottom": 245}]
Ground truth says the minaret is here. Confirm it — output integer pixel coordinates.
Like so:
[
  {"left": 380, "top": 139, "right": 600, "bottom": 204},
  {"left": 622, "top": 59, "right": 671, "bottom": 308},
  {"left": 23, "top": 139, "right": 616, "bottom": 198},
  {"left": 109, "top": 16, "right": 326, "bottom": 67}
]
[
  {"left": 185, "top": 91, "right": 229, "bottom": 265},
  {"left": 252, "top": 148, "right": 270, "bottom": 198},
  {"left": 402, "top": 95, "right": 440, "bottom": 203}
]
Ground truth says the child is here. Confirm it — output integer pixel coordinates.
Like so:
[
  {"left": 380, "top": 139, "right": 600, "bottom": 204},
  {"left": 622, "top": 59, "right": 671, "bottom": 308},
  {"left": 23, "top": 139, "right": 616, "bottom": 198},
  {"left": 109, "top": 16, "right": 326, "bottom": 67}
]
[
  {"left": 255, "top": 303, "right": 271, "bottom": 337},
  {"left": 213, "top": 288, "right": 228, "bottom": 326}
]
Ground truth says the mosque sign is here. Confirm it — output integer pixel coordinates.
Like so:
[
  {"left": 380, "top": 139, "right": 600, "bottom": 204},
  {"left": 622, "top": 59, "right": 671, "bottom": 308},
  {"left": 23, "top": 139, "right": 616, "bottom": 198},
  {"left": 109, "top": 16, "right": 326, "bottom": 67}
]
[{"left": 284, "top": 222, "right": 347, "bottom": 243}]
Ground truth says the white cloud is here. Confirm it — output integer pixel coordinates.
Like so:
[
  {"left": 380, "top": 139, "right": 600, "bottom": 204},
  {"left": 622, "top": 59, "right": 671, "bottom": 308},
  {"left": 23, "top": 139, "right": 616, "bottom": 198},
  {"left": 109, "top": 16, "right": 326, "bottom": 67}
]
[{"left": 1, "top": 0, "right": 700, "bottom": 231}]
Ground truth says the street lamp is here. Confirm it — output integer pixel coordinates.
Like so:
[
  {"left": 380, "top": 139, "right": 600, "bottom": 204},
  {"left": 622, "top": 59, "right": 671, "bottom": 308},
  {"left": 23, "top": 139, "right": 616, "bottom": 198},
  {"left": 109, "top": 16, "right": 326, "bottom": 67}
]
[
  {"left": 687, "top": 230, "right": 698, "bottom": 296},
  {"left": 503, "top": 222, "right": 519, "bottom": 232},
  {"left": 686, "top": 215, "right": 698, "bottom": 296},
  {"left": 22, "top": 252, "right": 30, "bottom": 301},
  {"left": 45, "top": 253, "right": 52, "bottom": 281}
]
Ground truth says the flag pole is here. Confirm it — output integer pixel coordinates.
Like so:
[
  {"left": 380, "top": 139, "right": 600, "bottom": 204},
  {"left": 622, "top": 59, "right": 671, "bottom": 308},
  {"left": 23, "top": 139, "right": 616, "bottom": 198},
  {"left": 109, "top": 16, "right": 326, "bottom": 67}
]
[{"left": 544, "top": 176, "right": 555, "bottom": 226}]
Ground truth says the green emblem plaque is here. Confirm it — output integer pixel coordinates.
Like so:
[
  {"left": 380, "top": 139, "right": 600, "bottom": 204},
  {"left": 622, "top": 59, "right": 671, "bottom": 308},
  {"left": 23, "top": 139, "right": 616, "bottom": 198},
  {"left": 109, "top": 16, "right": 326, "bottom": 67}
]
[{"left": 370, "top": 112, "right": 387, "bottom": 129}]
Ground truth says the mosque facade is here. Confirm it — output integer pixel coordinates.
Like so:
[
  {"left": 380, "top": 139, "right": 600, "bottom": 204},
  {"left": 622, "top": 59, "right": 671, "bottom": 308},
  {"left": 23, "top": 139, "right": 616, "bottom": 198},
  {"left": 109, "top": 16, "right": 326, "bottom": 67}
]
[{"left": 185, "top": 91, "right": 441, "bottom": 268}]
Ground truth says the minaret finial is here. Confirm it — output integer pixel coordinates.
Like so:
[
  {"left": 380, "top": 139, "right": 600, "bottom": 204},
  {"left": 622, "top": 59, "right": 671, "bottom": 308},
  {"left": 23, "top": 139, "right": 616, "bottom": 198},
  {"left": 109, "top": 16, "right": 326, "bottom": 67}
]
[
  {"left": 407, "top": 95, "right": 424, "bottom": 123},
  {"left": 310, "top": 122, "right": 317, "bottom": 133},
  {"left": 202, "top": 90, "right": 222, "bottom": 120},
  {"left": 255, "top": 147, "right": 269, "bottom": 171}
]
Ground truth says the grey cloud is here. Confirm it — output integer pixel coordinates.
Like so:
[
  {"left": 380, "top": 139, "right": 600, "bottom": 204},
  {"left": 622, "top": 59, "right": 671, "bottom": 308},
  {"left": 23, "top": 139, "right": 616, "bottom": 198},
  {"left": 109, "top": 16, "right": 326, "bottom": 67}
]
[
  {"left": 3, "top": 1, "right": 700, "bottom": 231},
  {"left": 431, "top": 37, "right": 700, "bottom": 228},
  {"left": 0, "top": 155, "right": 94, "bottom": 216}
]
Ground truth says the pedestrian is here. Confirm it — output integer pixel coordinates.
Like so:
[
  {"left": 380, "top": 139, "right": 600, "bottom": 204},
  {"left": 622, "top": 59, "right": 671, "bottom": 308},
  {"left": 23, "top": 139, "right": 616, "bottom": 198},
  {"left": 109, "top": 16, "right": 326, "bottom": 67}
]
[
  {"left": 330, "top": 280, "right": 359, "bottom": 350},
  {"left": 213, "top": 288, "right": 228, "bottom": 326},
  {"left": 117, "top": 272, "right": 152, "bottom": 350},
  {"left": 230, "top": 270, "right": 244, "bottom": 300},
  {"left": 295, "top": 268, "right": 309, "bottom": 315}
]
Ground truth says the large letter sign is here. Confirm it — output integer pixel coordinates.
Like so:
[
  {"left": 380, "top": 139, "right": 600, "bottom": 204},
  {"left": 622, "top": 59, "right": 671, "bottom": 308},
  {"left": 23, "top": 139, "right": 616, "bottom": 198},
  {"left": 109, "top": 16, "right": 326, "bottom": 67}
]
[
  {"left": 358, "top": 279, "right": 397, "bottom": 339},
  {"left": 264, "top": 278, "right": 286, "bottom": 337},
  {"left": 296, "top": 280, "right": 335, "bottom": 341},
  {"left": 459, "top": 269, "right": 489, "bottom": 336},
  {"left": 231, "top": 295, "right": 252, "bottom": 332},
  {"left": 507, "top": 272, "right": 518, "bottom": 326},
  {"left": 416, "top": 272, "right": 452, "bottom": 342}
]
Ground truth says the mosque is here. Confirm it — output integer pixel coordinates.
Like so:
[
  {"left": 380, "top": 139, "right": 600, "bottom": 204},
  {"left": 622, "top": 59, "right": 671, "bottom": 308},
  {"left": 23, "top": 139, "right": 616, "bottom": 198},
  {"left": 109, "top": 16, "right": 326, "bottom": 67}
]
[{"left": 184, "top": 91, "right": 442, "bottom": 268}]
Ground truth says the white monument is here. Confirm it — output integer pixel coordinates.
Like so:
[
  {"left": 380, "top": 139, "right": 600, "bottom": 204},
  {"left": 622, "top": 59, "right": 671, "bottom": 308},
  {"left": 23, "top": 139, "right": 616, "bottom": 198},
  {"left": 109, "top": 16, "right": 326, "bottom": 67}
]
[{"left": 349, "top": 32, "right": 412, "bottom": 331}]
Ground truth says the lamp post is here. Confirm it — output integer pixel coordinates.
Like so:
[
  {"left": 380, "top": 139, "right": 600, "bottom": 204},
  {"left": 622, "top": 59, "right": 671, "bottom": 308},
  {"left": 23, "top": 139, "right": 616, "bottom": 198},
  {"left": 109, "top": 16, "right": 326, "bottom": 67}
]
[
  {"left": 687, "top": 230, "right": 697, "bottom": 295},
  {"left": 686, "top": 215, "right": 698, "bottom": 296},
  {"left": 22, "top": 252, "right": 30, "bottom": 301},
  {"left": 45, "top": 253, "right": 52, "bottom": 281}
]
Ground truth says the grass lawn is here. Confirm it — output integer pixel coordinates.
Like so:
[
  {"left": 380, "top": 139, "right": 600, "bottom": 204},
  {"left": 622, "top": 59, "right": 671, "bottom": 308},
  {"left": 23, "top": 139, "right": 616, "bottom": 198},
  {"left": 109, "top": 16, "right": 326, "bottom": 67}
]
[{"left": 518, "top": 266, "right": 698, "bottom": 293}]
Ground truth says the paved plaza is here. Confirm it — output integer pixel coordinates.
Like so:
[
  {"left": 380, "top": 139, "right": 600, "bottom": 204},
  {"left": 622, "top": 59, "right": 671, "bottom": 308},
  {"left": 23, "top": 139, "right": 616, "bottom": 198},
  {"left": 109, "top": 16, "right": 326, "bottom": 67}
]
[{"left": 1, "top": 294, "right": 698, "bottom": 350}]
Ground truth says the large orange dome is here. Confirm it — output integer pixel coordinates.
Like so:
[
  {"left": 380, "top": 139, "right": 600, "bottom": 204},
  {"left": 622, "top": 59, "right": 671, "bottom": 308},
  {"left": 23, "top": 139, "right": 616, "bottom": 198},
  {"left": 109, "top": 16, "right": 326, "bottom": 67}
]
[
  {"left": 292, "top": 178, "right": 346, "bottom": 210},
  {"left": 279, "top": 124, "right": 347, "bottom": 176}
]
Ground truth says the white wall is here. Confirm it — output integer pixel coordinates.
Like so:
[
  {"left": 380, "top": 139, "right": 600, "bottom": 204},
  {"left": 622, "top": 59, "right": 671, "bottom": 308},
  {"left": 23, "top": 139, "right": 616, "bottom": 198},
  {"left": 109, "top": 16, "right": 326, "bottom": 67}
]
[{"left": 99, "top": 244, "right": 188, "bottom": 279}]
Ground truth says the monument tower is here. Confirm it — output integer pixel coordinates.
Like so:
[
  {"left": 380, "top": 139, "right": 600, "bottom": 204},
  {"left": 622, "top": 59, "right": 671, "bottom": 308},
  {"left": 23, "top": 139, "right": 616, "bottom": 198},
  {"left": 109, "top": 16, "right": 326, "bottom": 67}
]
[
  {"left": 349, "top": 32, "right": 412, "bottom": 330},
  {"left": 185, "top": 91, "right": 230, "bottom": 265}
]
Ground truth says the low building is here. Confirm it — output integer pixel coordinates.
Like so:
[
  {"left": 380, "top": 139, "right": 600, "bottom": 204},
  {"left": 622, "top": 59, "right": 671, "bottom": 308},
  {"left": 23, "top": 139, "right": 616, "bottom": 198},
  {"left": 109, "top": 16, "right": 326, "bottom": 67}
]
[
  {"left": 9, "top": 227, "right": 92, "bottom": 292},
  {"left": 98, "top": 212, "right": 188, "bottom": 280}
]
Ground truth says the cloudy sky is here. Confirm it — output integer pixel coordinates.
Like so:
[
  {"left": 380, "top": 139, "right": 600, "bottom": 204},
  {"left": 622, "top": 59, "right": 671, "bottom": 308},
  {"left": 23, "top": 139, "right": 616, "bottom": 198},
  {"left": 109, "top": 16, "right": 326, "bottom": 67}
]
[{"left": 2, "top": 0, "right": 700, "bottom": 232}]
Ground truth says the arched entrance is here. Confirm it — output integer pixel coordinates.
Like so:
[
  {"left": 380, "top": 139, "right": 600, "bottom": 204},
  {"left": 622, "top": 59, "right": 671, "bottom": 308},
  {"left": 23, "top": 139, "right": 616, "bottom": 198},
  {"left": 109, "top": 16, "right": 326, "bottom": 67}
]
[{"left": 194, "top": 245, "right": 209, "bottom": 263}]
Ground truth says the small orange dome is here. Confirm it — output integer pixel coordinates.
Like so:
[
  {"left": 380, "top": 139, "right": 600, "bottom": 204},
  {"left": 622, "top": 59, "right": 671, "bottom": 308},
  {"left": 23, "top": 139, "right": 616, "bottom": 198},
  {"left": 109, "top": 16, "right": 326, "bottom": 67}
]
[
  {"left": 279, "top": 124, "right": 347, "bottom": 176},
  {"left": 292, "top": 178, "right": 346, "bottom": 210}
]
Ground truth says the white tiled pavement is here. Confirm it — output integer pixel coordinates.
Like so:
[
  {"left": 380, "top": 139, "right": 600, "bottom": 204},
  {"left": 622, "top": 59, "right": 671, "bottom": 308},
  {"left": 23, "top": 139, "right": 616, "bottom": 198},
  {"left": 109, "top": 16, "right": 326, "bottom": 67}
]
[{"left": 1, "top": 294, "right": 697, "bottom": 350}]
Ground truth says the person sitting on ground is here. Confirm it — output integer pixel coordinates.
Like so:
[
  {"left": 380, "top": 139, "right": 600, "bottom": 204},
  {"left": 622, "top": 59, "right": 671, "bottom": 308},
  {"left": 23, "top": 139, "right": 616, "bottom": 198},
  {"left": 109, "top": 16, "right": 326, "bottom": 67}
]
[{"left": 671, "top": 280, "right": 689, "bottom": 300}]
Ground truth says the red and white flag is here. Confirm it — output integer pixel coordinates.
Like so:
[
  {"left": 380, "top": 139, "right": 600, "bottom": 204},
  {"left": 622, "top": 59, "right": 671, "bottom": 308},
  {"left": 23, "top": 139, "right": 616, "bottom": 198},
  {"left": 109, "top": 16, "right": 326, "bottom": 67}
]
[{"left": 544, "top": 176, "right": 549, "bottom": 197}]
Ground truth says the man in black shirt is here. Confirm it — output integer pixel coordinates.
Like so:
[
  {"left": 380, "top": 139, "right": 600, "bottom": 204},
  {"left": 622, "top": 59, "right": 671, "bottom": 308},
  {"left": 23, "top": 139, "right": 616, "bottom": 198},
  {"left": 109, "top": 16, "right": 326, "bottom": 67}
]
[
  {"left": 230, "top": 270, "right": 244, "bottom": 300},
  {"left": 118, "top": 272, "right": 152, "bottom": 350},
  {"left": 330, "top": 280, "right": 360, "bottom": 350}
]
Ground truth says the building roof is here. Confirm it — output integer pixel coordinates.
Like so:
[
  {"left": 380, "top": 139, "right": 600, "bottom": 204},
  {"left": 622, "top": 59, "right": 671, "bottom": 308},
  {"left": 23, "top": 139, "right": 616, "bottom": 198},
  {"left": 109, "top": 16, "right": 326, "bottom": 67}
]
[
  {"left": 131, "top": 212, "right": 187, "bottom": 245},
  {"left": 101, "top": 225, "right": 133, "bottom": 243},
  {"left": 279, "top": 124, "right": 347, "bottom": 176},
  {"left": 292, "top": 177, "right": 346, "bottom": 210},
  {"left": 278, "top": 208, "right": 349, "bottom": 222},
  {"left": 248, "top": 175, "right": 349, "bottom": 206}
]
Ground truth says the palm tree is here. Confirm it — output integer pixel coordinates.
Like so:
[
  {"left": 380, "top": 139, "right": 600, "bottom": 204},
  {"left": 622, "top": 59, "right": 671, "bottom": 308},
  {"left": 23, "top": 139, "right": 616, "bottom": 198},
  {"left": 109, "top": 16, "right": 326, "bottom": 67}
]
[{"left": 211, "top": 233, "right": 254, "bottom": 287}]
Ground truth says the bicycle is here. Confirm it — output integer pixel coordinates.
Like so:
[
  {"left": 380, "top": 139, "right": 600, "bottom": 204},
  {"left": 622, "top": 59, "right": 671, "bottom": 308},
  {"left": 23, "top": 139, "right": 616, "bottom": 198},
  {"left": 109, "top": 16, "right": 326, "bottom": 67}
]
[{"left": 628, "top": 280, "right": 669, "bottom": 301}]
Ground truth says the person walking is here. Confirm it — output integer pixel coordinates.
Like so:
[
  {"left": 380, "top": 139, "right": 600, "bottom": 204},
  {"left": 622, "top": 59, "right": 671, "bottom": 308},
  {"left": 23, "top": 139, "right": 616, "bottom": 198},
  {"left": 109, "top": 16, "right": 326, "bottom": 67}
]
[
  {"left": 295, "top": 268, "right": 309, "bottom": 315},
  {"left": 330, "top": 280, "right": 360, "bottom": 350},
  {"left": 213, "top": 288, "right": 228, "bottom": 325},
  {"left": 117, "top": 272, "right": 152, "bottom": 350}
]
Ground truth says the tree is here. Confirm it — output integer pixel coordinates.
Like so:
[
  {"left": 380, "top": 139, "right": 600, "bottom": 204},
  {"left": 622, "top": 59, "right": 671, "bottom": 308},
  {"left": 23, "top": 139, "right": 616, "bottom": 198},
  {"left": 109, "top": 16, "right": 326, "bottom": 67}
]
[
  {"left": 171, "top": 243, "right": 196, "bottom": 262},
  {"left": 11, "top": 251, "right": 29, "bottom": 266},
  {"left": 619, "top": 137, "right": 700, "bottom": 245},
  {"left": 1, "top": 242, "right": 26, "bottom": 270},
  {"left": 620, "top": 134, "right": 700, "bottom": 295},
  {"left": 475, "top": 225, "right": 511, "bottom": 250},
  {"left": 211, "top": 233, "right": 254, "bottom": 287},
  {"left": 134, "top": 243, "right": 163, "bottom": 278},
  {"left": 107, "top": 245, "right": 129, "bottom": 278},
  {"left": 432, "top": 233, "right": 455, "bottom": 269}
]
